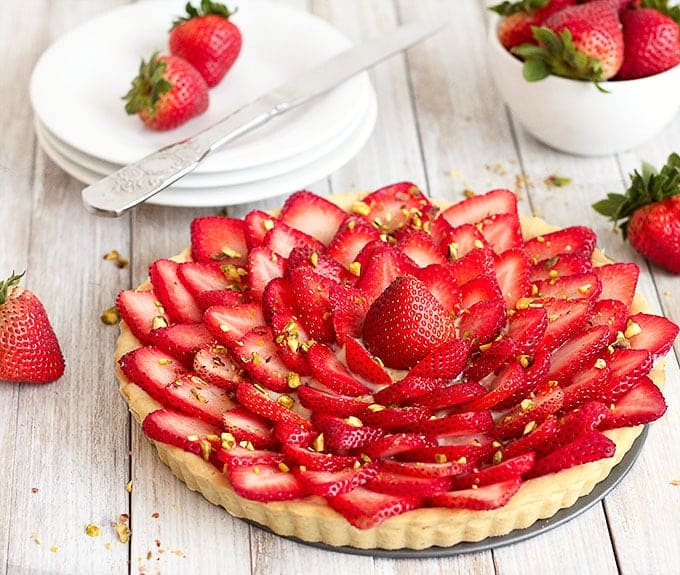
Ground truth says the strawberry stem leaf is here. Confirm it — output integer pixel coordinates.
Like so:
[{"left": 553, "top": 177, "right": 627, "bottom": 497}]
[
  {"left": 488, "top": 0, "right": 549, "bottom": 16},
  {"left": 0, "top": 271, "right": 25, "bottom": 305},
  {"left": 122, "top": 53, "right": 172, "bottom": 117},
  {"left": 592, "top": 153, "right": 680, "bottom": 238},
  {"left": 172, "top": 0, "right": 237, "bottom": 27}
]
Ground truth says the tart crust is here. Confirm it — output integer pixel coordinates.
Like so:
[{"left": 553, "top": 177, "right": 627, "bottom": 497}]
[{"left": 114, "top": 193, "right": 664, "bottom": 550}]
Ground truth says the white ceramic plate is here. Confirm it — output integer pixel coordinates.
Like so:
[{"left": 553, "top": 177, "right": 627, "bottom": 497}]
[
  {"left": 34, "top": 81, "right": 374, "bottom": 188},
  {"left": 30, "top": 0, "right": 372, "bottom": 172},
  {"left": 37, "top": 93, "right": 378, "bottom": 207}
]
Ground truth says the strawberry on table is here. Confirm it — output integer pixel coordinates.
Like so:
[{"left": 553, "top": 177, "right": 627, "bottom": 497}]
[
  {"left": 0, "top": 272, "right": 64, "bottom": 384},
  {"left": 123, "top": 52, "right": 209, "bottom": 131},
  {"left": 169, "top": 0, "right": 242, "bottom": 87},
  {"left": 593, "top": 153, "right": 680, "bottom": 274}
]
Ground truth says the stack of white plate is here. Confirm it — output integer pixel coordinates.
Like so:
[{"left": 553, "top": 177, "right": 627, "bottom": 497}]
[{"left": 29, "top": 0, "right": 377, "bottom": 207}]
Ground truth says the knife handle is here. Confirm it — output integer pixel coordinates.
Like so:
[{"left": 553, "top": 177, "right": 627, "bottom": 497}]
[{"left": 81, "top": 95, "right": 283, "bottom": 217}]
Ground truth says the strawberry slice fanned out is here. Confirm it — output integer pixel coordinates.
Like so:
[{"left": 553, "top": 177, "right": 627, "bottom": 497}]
[
  {"left": 142, "top": 408, "right": 222, "bottom": 461},
  {"left": 116, "top": 288, "right": 169, "bottom": 344},
  {"left": 427, "top": 477, "right": 523, "bottom": 510},
  {"left": 295, "top": 464, "right": 378, "bottom": 497},
  {"left": 343, "top": 336, "right": 392, "bottom": 385},
  {"left": 524, "top": 226, "right": 597, "bottom": 263},
  {"left": 147, "top": 322, "right": 214, "bottom": 365},
  {"left": 528, "top": 430, "right": 616, "bottom": 478},
  {"left": 222, "top": 406, "right": 276, "bottom": 449},
  {"left": 279, "top": 190, "right": 347, "bottom": 246},
  {"left": 190, "top": 215, "right": 248, "bottom": 265},
  {"left": 228, "top": 463, "right": 305, "bottom": 502},
  {"left": 149, "top": 259, "right": 203, "bottom": 324},
  {"left": 327, "top": 486, "right": 422, "bottom": 529},
  {"left": 327, "top": 217, "right": 381, "bottom": 268},
  {"left": 357, "top": 181, "right": 436, "bottom": 234},
  {"left": 625, "top": 313, "right": 679, "bottom": 358},
  {"left": 438, "top": 188, "right": 518, "bottom": 228},
  {"left": 601, "top": 377, "right": 667, "bottom": 430}
]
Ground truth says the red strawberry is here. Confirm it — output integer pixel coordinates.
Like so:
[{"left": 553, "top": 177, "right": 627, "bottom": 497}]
[
  {"left": 530, "top": 253, "right": 593, "bottom": 281},
  {"left": 142, "top": 408, "right": 222, "bottom": 460},
  {"left": 601, "top": 376, "right": 667, "bottom": 429},
  {"left": 376, "top": 458, "right": 471, "bottom": 478},
  {"left": 228, "top": 464, "right": 304, "bottom": 502},
  {"left": 236, "top": 381, "right": 312, "bottom": 430},
  {"left": 192, "top": 343, "right": 244, "bottom": 389},
  {"left": 561, "top": 362, "right": 610, "bottom": 410},
  {"left": 246, "top": 246, "right": 285, "bottom": 302},
  {"left": 590, "top": 298, "right": 628, "bottom": 335},
  {"left": 593, "top": 263, "right": 640, "bottom": 311},
  {"left": 149, "top": 259, "right": 203, "bottom": 324},
  {"left": 494, "top": 248, "right": 532, "bottom": 309},
  {"left": 396, "top": 228, "right": 447, "bottom": 267},
  {"left": 506, "top": 306, "right": 548, "bottom": 355},
  {"left": 326, "top": 486, "right": 422, "bottom": 529},
  {"left": 312, "top": 413, "right": 384, "bottom": 451},
  {"left": 411, "top": 410, "right": 494, "bottom": 437},
  {"left": 495, "top": 387, "right": 564, "bottom": 439},
  {"left": 437, "top": 223, "right": 491, "bottom": 260},
  {"left": 438, "top": 188, "right": 518, "bottom": 228},
  {"left": 288, "top": 267, "right": 335, "bottom": 342},
  {"left": 362, "top": 433, "right": 434, "bottom": 460},
  {"left": 398, "top": 443, "right": 495, "bottom": 466},
  {"left": 268, "top": 310, "right": 312, "bottom": 375},
  {"left": 274, "top": 419, "right": 314, "bottom": 447},
  {"left": 147, "top": 322, "right": 213, "bottom": 365},
  {"left": 428, "top": 477, "right": 523, "bottom": 510},
  {"left": 116, "top": 288, "right": 169, "bottom": 344},
  {"left": 366, "top": 470, "right": 453, "bottom": 497},
  {"left": 286, "top": 245, "right": 353, "bottom": 285},
  {"left": 540, "top": 297, "right": 593, "bottom": 350},
  {"left": 0, "top": 272, "right": 64, "bottom": 384},
  {"left": 264, "top": 220, "right": 325, "bottom": 259},
  {"left": 362, "top": 275, "right": 456, "bottom": 369},
  {"left": 465, "top": 362, "right": 528, "bottom": 411},
  {"left": 327, "top": 217, "right": 381, "bottom": 268},
  {"left": 528, "top": 430, "right": 616, "bottom": 478},
  {"left": 196, "top": 289, "right": 243, "bottom": 310},
  {"left": 554, "top": 400, "right": 610, "bottom": 447},
  {"left": 361, "top": 405, "right": 432, "bottom": 431},
  {"left": 217, "top": 446, "right": 284, "bottom": 470},
  {"left": 601, "top": 347, "right": 653, "bottom": 401},
  {"left": 358, "top": 182, "right": 436, "bottom": 234},
  {"left": 176, "top": 261, "right": 233, "bottom": 299},
  {"left": 343, "top": 336, "right": 392, "bottom": 385},
  {"left": 545, "top": 325, "right": 612, "bottom": 384},
  {"left": 524, "top": 227, "right": 597, "bottom": 263},
  {"left": 261, "top": 277, "right": 296, "bottom": 323},
  {"left": 232, "top": 326, "right": 295, "bottom": 392},
  {"left": 512, "top": 0, "right": 625, "bottom": 82},
  {"left": 328, "top": 285, "right": 370, "bottom": 345},
  {"left": 414, "top": 264, "right": 462, "bottom": 313},
  {"left": 448, "top": 248, "right": 496, "bottom": 285},
  {"left": 296, "top": 464, "right": 378, "bottom": 497},
  {"left": 123, "top": 53, "right": 208, "bottom": 130},
  {"left": 203, "top": 302, "right": 265, "bottom": 349},
  {"left": 476, "top": 213, "right": 524, "bottom": 253},
  {"left": 414, "top": 381, "right": 487, "bottom": 410},
  {"left": 616, "top": 4, "right": 680, "bottom": 79},
  {"left": 222, "top": 406, "right": 276, "bottom": 449},
  {"left": 408, "top": 337, "right": 472, "bottom": 381},
  {"left": 307, "top": 343, "right": 370, "bottom": 396},
  {"left": 297, "top": 386, "right": 370, "bottom": 417},
  {"left": 459, "top": 274, "right": 503, "bottom": 310},
  {"left": 355, "top": 243, "right": 419, "bottom": 302},
  {"left": 457, "top": 298, "right": 507, "bottom": 345},
  {"left": 625, "top": 312, "right": 679, "bottom": 357},
  {"left": 502, "top": 416, "right": 560, "bottom": 459},
  {"left": 594, "top": 154, "right": 680, "bottom": 274},
  {"left": 465, "top": 338, "right": 518, "bottom": 380},
  {"left": 279, "top": 191, "right": 347, "bottom": 246},
  {"left": 119, "top": 346, "right": 189, "bottom": 399},
  {"left": 169, "top": 0, "right": 242, "bottom": 87},
  {"left": 190, "top": 216, "right": 248, "bottom": 265},
  {"left": 450, "top": 453, "right": 536, "bottom": 489},
  {"left": 282, "top": 443, "right": 358, "bottom": 472},
  {"left": 533, "top": 272, "right": 602, "bottom": 301},
  {"left": 244, "top": 210, "right": 275, "bottom": 249}
]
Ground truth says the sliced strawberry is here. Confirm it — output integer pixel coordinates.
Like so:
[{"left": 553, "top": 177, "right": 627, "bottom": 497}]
[
  {"left": 465, "top": 362, "right": 527, "bottom": 411},
  {"left": 465, "top": 338, "right": 518, "bottom": 381},
  {"left": 409, "top": 338, "right": 471, "bottom": 380},
  {"left": 450, "top": 453, "right": 535, "bottom": 489},
  {"left": 367, "top": 470, "right": 453, "bottom": 497},
  {"left": 278, "top": 190, "right": 347, "bottom": 246},
  {"left": 561, "top": 362, "right": 610, "bottom": 411},
  {"left": 415, "top": 381, "right": 487, "bottom": 410},
  {"left": 295, "top": 464, "right": 379, "bottom": 497},
  {"left": 233, "top": 326, "right": 294, "bottom": 392},
  {"left": 329, "top": 284, "right": 369, "bottom": 345},
  {"left": 307, "top": 343, "right": 370, "bottom": 396},
  {"left": 555, "top": 401, "right": 610, "bottom": 447},
  {"left": 261, "top": 277, "right": 295, "bottom": 323},
  {"left": 494, "top": 248, "right": 531, "bottom": 309},
  {"left": 217, "top": 446, "right": 284, "bottom": 469},
  {"left": 355, "top": 243, "right": 418, "bottom": 302},
  {"left": 427, "top": 477, "right": 522, "bottom": 510},
  {"left": 327, "top": 217, "right": 381, "bottom": 268},
  {"left": 192, "top": 343, "right": 244, "bottom": 390},
  {"left": 530, "top": 253, "right": 593, "bottom": 281},
  {"left": 246, "top": 246, "right": 285, "bottom": 302},
  {"left": 533, "top": 272, "right": 602, "bottom": 301},
  {"left": 268, "top": 310, "right": 312, "bottom": 376},
  {"left": 594, "top": 263, "right": 639, "bottom": 311},
  {"left": 147, "top": 322, "right": 213, "bottom": 365},
  {"left": 546, "top": 325, "right": 611, "bottom": 384},
  {"left": 362, "top": 433, "right": 434, "bottom": 460},
  {"left": 286, "top": 245, "right": 352, "bottom": 284},
  {"left": 439, "top": 224, "right": 491, "bottom": 260},
  {"left": 228, "top": 463, "right": 304, "bottom": 502},
  {"left": 528, "top": 430, "right": 616, "bottom": 478},
  {"left": 476, "top": 213, "right": 523, "bottom": 253},
  {"left": 190, "top": 215, "right": 248, "bottom": 265},
  {"left": 399, "top": 443, "right": 495, "bottom": 467},
  {"left": 177, "top": 261, "right": 233, "bottom": 298},
  {"left": 149, "top": 259, "right": 203, "bottom": 324},
  {"left": 116, "top": 288, "right": 168, "bottom": 344},
  {"left": 289, "top": 267, "right": 335, "bottom": 343},
  {"left": 501, "top": 416, "right": 560, "bottom": 459},
  {"left": 438, "top": 189, "right": 518, "bottom": 228},
  {"left": 459, "top": 274, "right": 503, "bottom": 310},
  {"left": 142, "top": 408, "right": 222, "bottom": 460},
  {"left": 361, "top": 406, "right": 432, "bottom": 431},
  {"left": 359, "top": 182, "right": 436, "bottom": 233},
  {"left": 396, "top": 228, "right": 447, "bottom": 267},
  {"left": 196, "top": 289, "right": 243, "bottom": 310},
  {"left": 282, "top": 443, "right": 358, "bottom": 472},
  {"left": 457, "top": 298, "right": 506, "bottom": 345},
  {"left": 297, "top": 385, "right": 370, "bottom": 417},
  {"left": 119, "top": 346, "right": 188, "bottom": 400},
  {"left": 343, "top": 336, "right": 391, "bottom": 385},
  {"left": 524, "top": 226, "right": 597, "bottom": 262},
  {"left": 376, "top": 458, "right": 470, "bottom": 478},
  {"left": 312, "top": 413, "right": 384, "bottom": 451},
  {"left": 495, "top": 388, "right": 564, "bottom": 440},
  {"left": 264, "top": 220, "right": 325, "bottom": 259},
  {"left": 203, "top": 302, "right": 265, "bottom": 349},
  {"left": 326, "top": 486, "right": 422, "bottom": 529},
  {"left": 414, "top": 264, "right": 462, "bottom": 314},
  {"left": 244, "top": 209, "right": 275, "bottom": 249},
  {"left": 274, "top": 420, "right": 314, "bottom": 447},
  {"left": 236, "top": 382, "right": 312, "bottom": 430},
  {"left": 507, "top": 307, "right": 548, "bottom": 355},
  {"left": 222, "top": 406, "right": 276, "bottom": 449},
  {"left": 540, "top": 297, "right": 593, "bottom": 350},
  {"left": 626, "top": 313, "right": 679, "bottom": 358},
  {"left": 601, "top": 377, "right": 667, "bottom": 429},
  {"left": 448, "top": 247, "right": 495, "bottom": 284},
  {"left": 601, "top": 348, "right": 653, "bottom": 402},
  {"left": 590, "top": 299, "right": 628, "bottom": 336},
  {"left": 412, "top": 410, "right": 494, "bottom": 437}
]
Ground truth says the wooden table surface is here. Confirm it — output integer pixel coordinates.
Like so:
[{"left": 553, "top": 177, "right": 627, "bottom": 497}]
[{"left": 2, "top": 1, "right": 679, "bottom": 573}]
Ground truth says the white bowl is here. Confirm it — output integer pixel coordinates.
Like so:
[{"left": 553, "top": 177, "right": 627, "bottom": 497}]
[{"left": 487, "top": 16, "right": 680, "bottom": 156}]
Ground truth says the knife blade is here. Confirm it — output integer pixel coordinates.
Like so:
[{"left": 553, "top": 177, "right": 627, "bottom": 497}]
[{"left": 81, "top": 20, "right": 444, "bottom": 217}]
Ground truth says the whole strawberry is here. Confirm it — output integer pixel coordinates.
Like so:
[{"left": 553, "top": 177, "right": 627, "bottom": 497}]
[
  {"left": 169, "top": 0, "right": 242, "bottom": 87},
  {"left": 512, "top": 0, "right": 625, "bottom": 82},
  {"left": 593, "top": 153, "right": 680, "bottom": 273},
  {"left": 362, "top": 275, "right": 456, "bottom": 370},
  {"left": 123, "top": 53, "right": 209, "bottom": 131},
  {"left": 0, "top": 272, "right": 65, "bottom": 384},
  {"left": 616, "top": 1, "right": 680, "bottom": 79}
]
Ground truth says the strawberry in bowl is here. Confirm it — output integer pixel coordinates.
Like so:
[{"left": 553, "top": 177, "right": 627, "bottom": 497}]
[
  {"left": 113, "top": 183, "right": 677, "bottom": 549},
  {"left": 487, "top": 0, "right": 680, "bottom": 155}
]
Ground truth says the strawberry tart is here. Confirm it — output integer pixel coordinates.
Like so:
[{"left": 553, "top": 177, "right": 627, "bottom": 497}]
[{"left": 114, "top": 183, "right": 678, "bottom": 550}]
